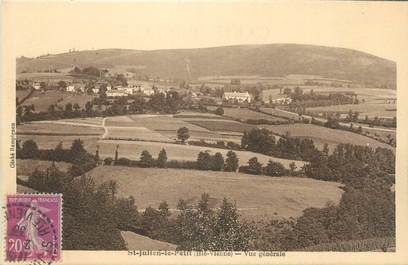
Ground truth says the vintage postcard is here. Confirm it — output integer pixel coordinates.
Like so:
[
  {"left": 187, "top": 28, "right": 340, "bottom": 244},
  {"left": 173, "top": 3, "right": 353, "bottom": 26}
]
[{"left": 1, "top": 1, "right": 407, "bottom": 264}]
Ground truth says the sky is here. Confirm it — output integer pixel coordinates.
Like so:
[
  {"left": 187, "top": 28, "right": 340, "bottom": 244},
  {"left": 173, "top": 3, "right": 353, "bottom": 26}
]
[{"left": 2, "top": 1, "right": 408, "bottom": 61}]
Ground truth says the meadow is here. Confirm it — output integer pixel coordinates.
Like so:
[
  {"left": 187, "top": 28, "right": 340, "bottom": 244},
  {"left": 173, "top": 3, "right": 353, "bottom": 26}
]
[
  {"left": 17, "top": 159, "right": 72, "bottom": 181},
  {"left": 207, "top": 106, "right": 287, "bottom": 122},
  {"left": 260, "top": 124, "right": 393, "bottom": 152},
  {"left": 18, "top": 122, "right": 104, "bottom": 136},
  {"left": 306, "top": 103, "right": 396, "bottom": 119},
  {"left": 89, "top": 166, "right": 343, "bottom": 220},
  {"left": 21, "top": 90, "right": 96, "bottom": 112},
  {"left": 97, "top": 140, "right": 306, "bottom": 168}
]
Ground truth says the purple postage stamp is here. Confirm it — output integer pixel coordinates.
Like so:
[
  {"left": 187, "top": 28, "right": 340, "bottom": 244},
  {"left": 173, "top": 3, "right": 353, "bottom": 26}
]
[{"left": 5, "top": 194, "right": 62, "bottom": 263}]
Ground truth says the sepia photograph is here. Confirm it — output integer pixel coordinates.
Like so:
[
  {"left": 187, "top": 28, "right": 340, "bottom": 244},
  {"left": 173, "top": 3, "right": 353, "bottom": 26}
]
[{"left": 1, "top": 1, "right": 408, "bottom": 264}]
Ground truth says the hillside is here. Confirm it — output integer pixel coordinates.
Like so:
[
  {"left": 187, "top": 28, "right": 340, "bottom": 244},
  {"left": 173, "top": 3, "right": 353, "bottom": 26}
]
[
  {"left": 17, "top": 44, "right": 396, "bottom": 89},
  {"left": 88, "top": 166, "right": 343, "bottom": 220}
]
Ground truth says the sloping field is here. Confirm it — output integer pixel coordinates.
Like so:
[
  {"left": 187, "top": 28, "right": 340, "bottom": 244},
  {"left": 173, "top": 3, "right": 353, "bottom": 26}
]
[
  {"left": 22, "top": 90, "right": 95, "bottom": 112},
  {"left": 97, "top": 140, "right": 305, "bottom": 168},
  {"left": 64, "top": 117, "right": 104, "bottom": 126},
  {"left": 187, "top": 119, "right": 255, "bottom": 133},
  {"left": 306, "top": 103, "right": 396, "bottom": 118},
  {"left": 120, "top": 231, "right": 177, "bottom": 250},
  {"left": 105, "top": 127, "right": 171, "bottom": 142},
  {"left": 22, "top": 90, "right": 68, "bottom": 112},
  {"left": 214, "top": 107, "right": 287, "bottom": 122},
  {"left": 107, "top": 115, "right": 223, "bottom": 141},
  {"left": 260, "top": 124, "right": 393, "bottom": 152},
  {"left": 17, "top": 135, "right": 99, "bottom": 152},
  {"left": 261, "top": 107, "right": 300, "bottom": 120},
  {"left": 17, "top": 159, "right": 72, "bottom": 183},
  {"left": 89, "top": 166, "right": 343, "bottom": 220},
  {"left": 17, "top": 122, "right": 104, "bottom": 136},
  {"left": 57, "top": 94, "right": 96, "bottom": 110}
]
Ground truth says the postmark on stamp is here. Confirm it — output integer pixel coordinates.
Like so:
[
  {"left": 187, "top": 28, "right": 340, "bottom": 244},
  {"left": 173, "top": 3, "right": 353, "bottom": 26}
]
[{"left": 5, "top": 194, "right": 62, "bottom": 263}]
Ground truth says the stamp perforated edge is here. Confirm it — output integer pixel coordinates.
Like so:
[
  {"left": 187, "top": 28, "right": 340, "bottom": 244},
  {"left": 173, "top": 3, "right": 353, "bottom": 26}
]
[{"left": 3, "top": 193, "right": 63, "bottom": 263}]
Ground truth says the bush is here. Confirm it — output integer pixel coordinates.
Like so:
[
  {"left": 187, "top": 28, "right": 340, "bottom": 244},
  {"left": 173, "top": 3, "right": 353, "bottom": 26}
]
[
  {"left": 224, "top": 151, "right": 239, "bottom": 172},
  {"left": 263, "top": 160, "right": 287, "bottom": 176},
  {"left": 140, "top": 150, "right": 154, "bottom": 167},
  {"left": 104, "top": 157, "right": 113, "bottom": 165},
  {"left": 215, "top": 107, "right": 224, "bottom": 115}
]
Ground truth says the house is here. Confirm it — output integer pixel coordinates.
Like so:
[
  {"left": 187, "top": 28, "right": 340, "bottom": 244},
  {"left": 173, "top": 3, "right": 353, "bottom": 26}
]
[
  {"left": 222, "top": 91, "right": 252, "bottom": 103},
  {"left": 107, "top": 84, "right": 112, "bottom": 91},
  {"left": 33, "top": 82, "right": 41, "bottom": 90},
  {"left": 66, "top": 85, "right": 76, "bottom": 92},
  {"left": 92, "top": 88, "right": 100, "bottom": 94},
  {"left": 106, "top": 90, "right": 127, "bottom": 97},
  {"left": 125, "top": 87, "right": 137, "bottom": 95},
  {"left": 141, "top": 88, "right": 155, "bottom": 96},
  {"left": 270, "top": 97, "right": 292, "bottom": 105}
]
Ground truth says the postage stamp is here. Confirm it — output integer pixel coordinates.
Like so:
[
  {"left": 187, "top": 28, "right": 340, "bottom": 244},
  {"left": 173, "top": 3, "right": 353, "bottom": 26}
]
[{"left": 5, "top": 194, "right": 62, "bottom": 263}]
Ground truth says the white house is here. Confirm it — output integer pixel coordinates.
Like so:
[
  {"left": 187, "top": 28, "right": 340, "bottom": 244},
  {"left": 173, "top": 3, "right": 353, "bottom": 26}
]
[
  {"left": 92, "top": 88, "right": 100, "bottom": 94},
  {"left": 270, "top": 97, "right": 292, "bottom": 105},
  {"left": 106, "top": 90, "right": 127, "bottom": 97},
  {"left": 66, "top": 85, "right": 76, "bottom": 92},
  {"left": 107, "top": 84, "right": 112, "bottom": 91},
  {"left": 141, "top": 88, "right": 155, "bottom": 96},
  {"left": 33, "top": 82, "right": 41, "bottom": 90},
  {"left": 223, "top": 91, "right": 252, "bottom": 103}
]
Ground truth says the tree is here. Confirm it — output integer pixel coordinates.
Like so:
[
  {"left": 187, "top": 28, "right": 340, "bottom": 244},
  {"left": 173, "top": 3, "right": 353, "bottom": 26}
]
[
  {"left": 197, "top": 151, "right": 212, "bottom": 170},
  {"left": 224, "top": 151, "right": 239, "bottom": 172},
  {"left": 21, "top": 139, "right": 39, "bottom": 158},
  {"left": 85, "top": 101, "right": 93, "bottom": 113},
  {"left": 247, "top": 157, "right": 263, "bottom": 175},
  {"left": 157, "top": 148, "right": 168, "bottom": 168},
  {"left": 264, "top": 160, "right": 286, "bottom": 176},
  {"left": 73, "top": 103, "right": 81, "bottom": 113},
  {"left": 289, "top": 162, "right": 297, "bottom": 176},
  {"left": 215, "top": 107, "right": 224, "bottom": 115},
  {"left": 211, "top": 152, "right": 224, "bottom": 171},
  {"left": 177, "top": 127, "right": 190, "bottom": 143},
  {"left": 140, "top": 150, "right": 154, "bottom": 167},
  {"left": 58, "top": 80, "right": 67, "bottom": 89}
]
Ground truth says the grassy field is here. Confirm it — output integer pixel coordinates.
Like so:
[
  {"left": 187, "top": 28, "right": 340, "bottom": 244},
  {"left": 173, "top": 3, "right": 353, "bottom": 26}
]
[
  {"left": 64, "top": 117, "right": 104, "bottom": 126},
  {"left": 261, "top": 107, "right": 300, "bottom": 120},
  {"left": 88, "top": 166, "right": 343, "bottom": 220},
  {"left": 17, "top": 135, "right": 99, "bottom": 152},
  {"left": 98, "top": 140, "right": 305, "bottom": 168},
  {"left": 21, "top": 90, "right": 95, "bottom": 112},
  {"left": 260, "top": 124, "right": 393, "bottom": 152},
  {"left": 207, "top": 107, "right": 287, "bottom": 122},
  {"left": 120, "top": 231, "right": 177, "bottom": 250},
  {"left": 17, "top": 159, "right": 72, "bottom": 180},
  {"left": 187, "top": 119, "right": 255, "bottom": 133},
  {"left": 306, "top": 103, "right": 396, "bottom": 119},
  {"left": 17, "top": 122, "right": 104, "bottom": 136},
  {"left": 105, "top": 127, "right": 171, "bottom": 142}
]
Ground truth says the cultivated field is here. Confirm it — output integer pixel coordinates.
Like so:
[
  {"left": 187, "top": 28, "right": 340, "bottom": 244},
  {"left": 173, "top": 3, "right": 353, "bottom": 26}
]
[
  {"left": 89, "top": 166, "right": 343, "bottom": 220},
  {"left": 17, "top": 159, "right": 72, "bottom": 182},
  {"left": 97, "top": 140, "right": 306, "bottom": 168},
  {"left": 105, "top": 127, "right": 171, "bottom": 142},
  {"left": 21, "top": 90, "right": 95, "bottom": 112},
  {"left": 306, "top": 103, "right": 396, "bottom": 119},
  {"left": 260, "top": 107, "right": 300, "bottom": 120},
  {"left": 187, "top": 119, "right": 255, "bottom": 133},
  {"left": 207, "top": 106, "right": 287, "bottom": 122},
  {"left": 260, "top": 124, "right": 393, "bottom": 152},
  {"left": 18, "top": 122, "right": 104, "bottom": 136}
]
